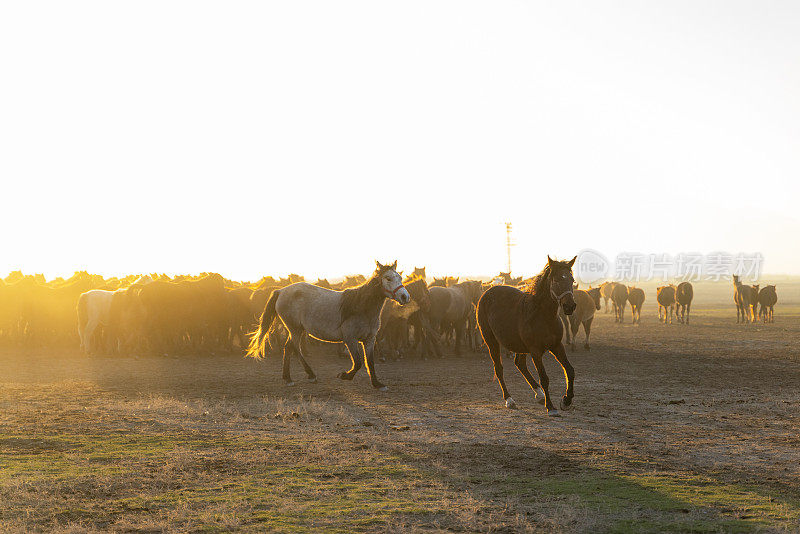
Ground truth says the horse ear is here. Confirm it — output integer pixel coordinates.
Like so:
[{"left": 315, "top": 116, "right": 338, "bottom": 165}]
[
  {"left": 567, "top": 256, "right": 577, "bottom": 268},
  {"left": 391, "top": 260, "right": 397, "bottom": 270},
  {"left": 376, "top": 260, "right": 383, "bottom": 270},
  {"left": 547, "top": 256, "right": 555, "bottom": 269}
]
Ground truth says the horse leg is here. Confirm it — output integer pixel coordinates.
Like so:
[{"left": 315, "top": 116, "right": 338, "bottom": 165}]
[
  {"left": 530, "top": 350, "right": 558, "bottom": 415},
  {"left": 550, "top": 343, "right": 575, "bottom": 411},
  {"left": 83, "top": 319, "right": 99, "bottom": 354},
  {"left": 482, "top": 329, "right": 514, "bottom": 408},
  {"left": 362, "top": 336, "right": 386, "bottom": 391},
  {"left": 294, "top": 335, "right": 317, "bottom": 382},
  {"left": 338, "top": 340, "right": 364, "bottom": 380},
  {"left": 513, "top": 353, "right": 544, "bottom": 404},
  {"left": 583, "top": 317, "right": 593, "bottom": 350},
  {"left": 282, "top": 337, "right": 295, "bottom": 386},
  {"left": 453, "top": 321, "right": 463, "bottom": 356},
  {"left": 569, "top": 317, "right": 580, "bottom": 351},
  {"left": 686, "top": 303, "right": 691, "bottom": 324}
]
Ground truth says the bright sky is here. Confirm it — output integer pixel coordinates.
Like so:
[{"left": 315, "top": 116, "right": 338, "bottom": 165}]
[{"left": 2, "top": 1, "right": 798, "bottom": 281}]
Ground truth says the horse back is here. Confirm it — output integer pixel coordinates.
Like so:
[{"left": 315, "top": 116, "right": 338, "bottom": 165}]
[{"left": 476, "top": 285, "right": 531, "bottom": 353}]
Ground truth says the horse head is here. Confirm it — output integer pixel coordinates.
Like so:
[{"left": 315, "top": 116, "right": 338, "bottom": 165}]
[
  {"left": 376, "top": 260, "right": 410, "bottom": 305},
  {"left": 547, "top": 255, "right": 577, "bottom": 315}
]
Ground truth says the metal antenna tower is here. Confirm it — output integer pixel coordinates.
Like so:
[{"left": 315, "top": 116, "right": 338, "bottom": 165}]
[{"left": 505, "top": 222, "right": 514, "bottom": 274}]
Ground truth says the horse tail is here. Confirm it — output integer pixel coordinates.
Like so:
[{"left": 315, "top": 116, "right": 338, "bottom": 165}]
[
  {"left": 475, "top": 292, "right": 498, "bottom": 353},
  {"left": 246, "top": 289, "right": 280, "bottom": 359},
  {"left": 76, "top": 292, "right": 89, "bottom": 350}
]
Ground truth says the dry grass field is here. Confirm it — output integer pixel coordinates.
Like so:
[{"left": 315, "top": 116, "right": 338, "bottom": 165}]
[{"left": 2, "top": 281, "right": 800, "bottom": 533}]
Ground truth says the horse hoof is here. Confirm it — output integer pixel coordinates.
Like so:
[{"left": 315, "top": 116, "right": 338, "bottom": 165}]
[
  {"left": 337, "top": 372, "right": 349, "bottom": 380},
  {"left": 548, "top": 409, "right": 560, "bottom": 417},
  {"left": 505, "top": 397, "right": 517, "bottom": 409},
  {"left": 378, "top": 385, "right": 388, "bottom": 392},
  {"left": 285, "top": 381, "right": 296, "bottom": 387},
  {"left": 584, "top": 344, "right": 591, "bottom": 351},
  {"left": 559, "top": 398, "right": 573, "bottom": 411},
  {"left": 307, "top": 377, "right": 317, "bottom": 383}
]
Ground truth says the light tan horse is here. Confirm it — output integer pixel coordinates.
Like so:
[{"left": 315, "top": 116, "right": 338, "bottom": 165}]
[
  {"left": 747, "top": 284, "right": 760, "bottom": 323},
  {"left": 247, "top": 261, "right": 410, "bottom": 390},
  {"left": 560, "top": 286, "right": 601, "bottom": 350},
  {"left": 657, "top": 285, "right": 676, "bottom": 324},
  {"left": 627, "top": 286, "right": 645, "bottom": 324},
  {"left": 732, "top": 275, "right": 752, "bottom": 324},
  {"left": 611, "top": 283, "right": 628, "bottom": 323}
]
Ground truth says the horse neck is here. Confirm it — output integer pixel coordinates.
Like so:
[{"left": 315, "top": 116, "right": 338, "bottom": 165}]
[
  {"left": 355, "top": 276, "right": 386, "bottom": 312},
  {"left": 524, "top": 275, "right": 559, "bottom": 317}
]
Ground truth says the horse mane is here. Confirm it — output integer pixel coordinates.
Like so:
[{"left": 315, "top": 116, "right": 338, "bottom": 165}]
[
  {"left": 524, "top": 263, "right": 551, "bottom": 296},
  {"left": 339, "top": 267, "right": 386, "bottom": 320},
  {"left": 522, "top": 263, "right": 554, "bottom": 312}
]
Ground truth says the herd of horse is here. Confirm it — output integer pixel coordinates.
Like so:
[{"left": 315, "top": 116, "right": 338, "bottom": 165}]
[{"left": 0, "top": 259, "right": 781, "bottom": 414}]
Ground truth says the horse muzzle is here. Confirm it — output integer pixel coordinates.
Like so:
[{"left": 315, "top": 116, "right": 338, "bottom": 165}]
[
  {"left": 396, "top": 288, "right": 411, "bottom": 305},
  {"left": 387, "top": 286, "right": 411, "bottom": 305},
  {"left": 560, "top": 294, "right": 577, "bottom": 315}
]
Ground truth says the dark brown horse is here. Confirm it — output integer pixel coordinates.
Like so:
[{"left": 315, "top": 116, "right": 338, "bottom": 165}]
[
  {"left": 675, "top": 282, "right": 693, "bottom": 324},
  {"left": 758, "top": 285, "right": 777, "bottom": 323},
  {"left": 733, "top": 275, "right": 752, "bottom": 324},
  {"left": 476, "top": 256, "right": 577, "bottom": 416}
]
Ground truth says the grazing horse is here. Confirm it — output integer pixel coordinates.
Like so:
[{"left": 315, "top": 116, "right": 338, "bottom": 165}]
[
  {"left": 600, "top": 281, "right": 616, "bottom": 313},
  {"left": 758, "top": 285, "right": 777, "bottom": 323},
  {"left": 560, "top": 286, "right": 600, "bottom": 350},
  {"left": 627, "top": 287, "right": 645, "bottom": 324},
  {"left": 733, "top": 275, "right": 752, "bottom": 324},
  {"left": 611, "top": 283, "right": 628, "bottom": 323},
  {"left": 476, "top": 256, "right": 577, "bottom": 416},
  {"left": 656, "top": 285, "right": 676, "bottom": 324},
  {"left": 247, "top": 261, "right": 410, "bottom": 390},
  {"left": 675, "top": 282, "right": 693, "bottom": 324}
]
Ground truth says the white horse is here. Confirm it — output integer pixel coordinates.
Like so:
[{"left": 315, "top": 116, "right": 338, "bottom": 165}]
[
  {"left": 247, "top": 261, "right": 410, "bottom": 390},
  {"left": 77, "top": 289, "right": 118, "bottom": 353}
]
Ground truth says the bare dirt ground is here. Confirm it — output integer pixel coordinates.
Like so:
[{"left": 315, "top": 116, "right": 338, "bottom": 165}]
[{"left": 2, "top": 302, "right": 800, "bottom": 532}]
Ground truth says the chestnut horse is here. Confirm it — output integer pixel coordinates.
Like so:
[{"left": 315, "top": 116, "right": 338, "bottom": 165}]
[{"left": 476, "top": 256, "right": 577, "bottom": 416}]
